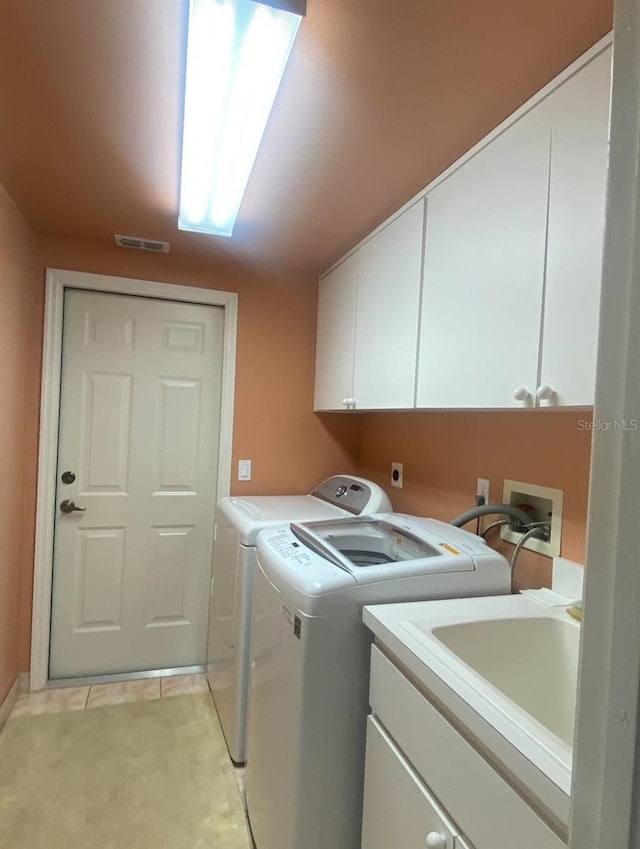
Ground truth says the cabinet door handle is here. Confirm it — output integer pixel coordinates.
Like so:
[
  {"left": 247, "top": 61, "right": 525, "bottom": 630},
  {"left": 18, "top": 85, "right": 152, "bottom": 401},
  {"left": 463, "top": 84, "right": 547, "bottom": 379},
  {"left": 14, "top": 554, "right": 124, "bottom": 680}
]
[
  {"left": 513, "top": 386, "right": 531, "bottom": 403},
  {"left": 536, "top": 384, "right": 556, "bottom": 402},
  {"left": 425, "top": 832, "right": 447, "bottom": 849}
]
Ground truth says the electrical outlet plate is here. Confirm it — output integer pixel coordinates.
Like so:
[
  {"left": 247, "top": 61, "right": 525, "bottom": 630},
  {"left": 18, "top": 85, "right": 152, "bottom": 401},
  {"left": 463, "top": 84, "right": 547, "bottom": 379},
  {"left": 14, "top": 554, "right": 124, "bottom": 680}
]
[
  {"left": 500, "top": 479, "right": 563, "bottom": 557},
  {"left": 391, "top": 462, "right": 403, "bottom": 489},
  {"left": 476, "top": 477, "right": 490, "bottom": 505}
]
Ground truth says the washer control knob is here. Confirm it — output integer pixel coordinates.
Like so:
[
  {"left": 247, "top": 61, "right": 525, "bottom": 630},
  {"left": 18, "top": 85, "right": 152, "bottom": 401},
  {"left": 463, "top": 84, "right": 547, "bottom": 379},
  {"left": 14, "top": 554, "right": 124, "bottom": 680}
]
[
  {"left": 425, "top": 832, "right": 447, "bottom": 849},
  {"left": 335, "top": 485, "right": 348, "bottom": 497}
]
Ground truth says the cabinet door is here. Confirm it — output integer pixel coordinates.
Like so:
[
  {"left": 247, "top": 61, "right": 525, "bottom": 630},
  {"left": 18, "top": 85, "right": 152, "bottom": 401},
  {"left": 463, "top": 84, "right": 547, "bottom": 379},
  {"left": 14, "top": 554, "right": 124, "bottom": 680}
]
[
  {"left": 416, "top": 112, "right": 551, "bottom": 408},
  {"left": 314, "top": 253, "right": 358, "bottom": 411},
  {"left": 353, "top": 200, "right": 425, "bottom": 409},
  {"left": 361, "top": 716, "right": 459, "bottom": 849},
  {"left": 538, "top": 46, "right": 611, "bottom": 406},
  {"left": 369, "top": 646, "right": 567, "bottom": 849}
]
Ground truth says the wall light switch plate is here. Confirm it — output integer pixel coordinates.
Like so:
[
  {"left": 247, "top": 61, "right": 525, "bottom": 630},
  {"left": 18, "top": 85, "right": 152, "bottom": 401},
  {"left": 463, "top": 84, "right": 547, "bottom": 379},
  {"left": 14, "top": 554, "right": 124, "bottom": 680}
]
[{"left": 238, "top": 460, "right": 252, "bottom": 481}]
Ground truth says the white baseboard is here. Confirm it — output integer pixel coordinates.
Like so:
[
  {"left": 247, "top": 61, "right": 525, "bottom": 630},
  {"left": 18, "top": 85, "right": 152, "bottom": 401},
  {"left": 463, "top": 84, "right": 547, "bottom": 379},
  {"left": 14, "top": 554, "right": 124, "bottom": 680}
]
[{"left": 19, "top": 672, "right": 30, "bottom": 694}]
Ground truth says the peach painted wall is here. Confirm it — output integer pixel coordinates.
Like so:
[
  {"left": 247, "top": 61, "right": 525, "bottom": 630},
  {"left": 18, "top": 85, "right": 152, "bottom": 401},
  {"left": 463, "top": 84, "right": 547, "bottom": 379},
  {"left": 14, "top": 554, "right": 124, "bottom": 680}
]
[
  {"left": 0, "top": 183, "right": 40, "bottom": 702},
  {"left": 356, "top": 410, "right": 593, "bottom": 590},
  {"left": 16, "top": 236, "right": 360, "bottom": 670}
]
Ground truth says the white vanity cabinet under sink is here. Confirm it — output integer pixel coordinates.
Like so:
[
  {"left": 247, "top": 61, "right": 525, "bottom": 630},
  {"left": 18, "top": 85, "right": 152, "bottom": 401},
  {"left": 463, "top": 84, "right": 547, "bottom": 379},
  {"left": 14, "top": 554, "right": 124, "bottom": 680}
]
[
  {"left": 362, "top": 714, "right": 472, "bottom": 849},
  {"left": 361, "top": 595, "right": 576, "bottom": 849}
]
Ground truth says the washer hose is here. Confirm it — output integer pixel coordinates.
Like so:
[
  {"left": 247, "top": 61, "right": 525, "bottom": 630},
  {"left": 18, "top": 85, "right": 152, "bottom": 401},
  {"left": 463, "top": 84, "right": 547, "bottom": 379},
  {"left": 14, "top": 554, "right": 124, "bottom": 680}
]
[{"left": 450, "top": 502, "right": 533, "bottom": 530}]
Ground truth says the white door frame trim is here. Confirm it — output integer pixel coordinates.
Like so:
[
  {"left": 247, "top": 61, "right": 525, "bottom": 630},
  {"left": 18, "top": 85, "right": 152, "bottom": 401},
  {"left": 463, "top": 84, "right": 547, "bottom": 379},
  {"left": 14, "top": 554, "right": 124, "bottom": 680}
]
[
  {"left": 30, "top": 268, "right": 238, "bottom": 692},
  {"left": 570, "top": 5, "right": 640, "bottom": 846}
]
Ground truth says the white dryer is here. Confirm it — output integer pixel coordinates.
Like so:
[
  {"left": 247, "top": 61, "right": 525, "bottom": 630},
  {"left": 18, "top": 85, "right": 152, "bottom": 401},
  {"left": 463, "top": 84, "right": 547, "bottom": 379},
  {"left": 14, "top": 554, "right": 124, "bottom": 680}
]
[
  {"left": 245, "top": 514, "right": 511, "bottom": 849},
  {"left": 206, "top": 476, "right": 391, "bottom": 763}
]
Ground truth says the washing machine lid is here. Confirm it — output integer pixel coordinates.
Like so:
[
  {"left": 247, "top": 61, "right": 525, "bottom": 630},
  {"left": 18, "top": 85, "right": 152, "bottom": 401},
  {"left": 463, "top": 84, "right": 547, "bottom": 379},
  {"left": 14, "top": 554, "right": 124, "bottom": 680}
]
[
  {"left": 216, "top": 476, "right": 391, "bottom": 546},
  {"left": 289, "top": 514, "right": 480, "bottom": 584}
]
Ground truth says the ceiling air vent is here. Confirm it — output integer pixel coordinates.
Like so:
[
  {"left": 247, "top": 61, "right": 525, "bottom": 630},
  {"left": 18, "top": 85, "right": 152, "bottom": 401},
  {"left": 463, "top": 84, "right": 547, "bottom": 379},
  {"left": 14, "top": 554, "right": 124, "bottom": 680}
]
[{"left": 115, "top": 234, "right": 170, "bottom": 253}]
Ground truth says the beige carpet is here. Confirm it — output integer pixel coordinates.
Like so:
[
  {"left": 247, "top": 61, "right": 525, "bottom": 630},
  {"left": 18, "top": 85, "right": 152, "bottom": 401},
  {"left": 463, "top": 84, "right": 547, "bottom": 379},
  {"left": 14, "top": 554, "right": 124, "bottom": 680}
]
[{"left": 0, "top": 693, "right": 251, "bottom": 849}]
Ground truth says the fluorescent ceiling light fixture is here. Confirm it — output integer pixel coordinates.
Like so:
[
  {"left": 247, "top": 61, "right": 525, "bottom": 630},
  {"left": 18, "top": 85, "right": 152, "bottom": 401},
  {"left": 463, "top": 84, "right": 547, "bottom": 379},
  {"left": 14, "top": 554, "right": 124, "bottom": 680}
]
[{"left": 179, "top": 0, "right": 303, "bottom": 237}]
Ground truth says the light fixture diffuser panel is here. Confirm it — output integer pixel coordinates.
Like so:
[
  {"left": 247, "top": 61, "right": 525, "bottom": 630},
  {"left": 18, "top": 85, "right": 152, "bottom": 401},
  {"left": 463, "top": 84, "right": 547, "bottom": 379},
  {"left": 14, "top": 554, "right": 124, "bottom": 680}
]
[{"left": 179, "top": 0, "right": 302, "bottom": 237}]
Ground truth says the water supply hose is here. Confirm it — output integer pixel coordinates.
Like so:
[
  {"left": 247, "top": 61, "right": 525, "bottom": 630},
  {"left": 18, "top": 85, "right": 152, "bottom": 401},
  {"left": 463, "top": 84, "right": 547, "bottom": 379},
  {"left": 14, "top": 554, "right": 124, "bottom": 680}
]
[{"left": 450, "top": 502, "right": 533, "bottom": 529}]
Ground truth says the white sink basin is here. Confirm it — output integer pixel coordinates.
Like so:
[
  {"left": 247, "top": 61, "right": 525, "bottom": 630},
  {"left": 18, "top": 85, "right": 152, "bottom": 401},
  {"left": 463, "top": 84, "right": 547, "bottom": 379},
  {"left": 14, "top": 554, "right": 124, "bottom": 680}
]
[
  {"left": 363, "top": 594, "right": 582, "bottom": 799},
  {"left": 426, "top": 616, "right": 579, "bottom": 746}
]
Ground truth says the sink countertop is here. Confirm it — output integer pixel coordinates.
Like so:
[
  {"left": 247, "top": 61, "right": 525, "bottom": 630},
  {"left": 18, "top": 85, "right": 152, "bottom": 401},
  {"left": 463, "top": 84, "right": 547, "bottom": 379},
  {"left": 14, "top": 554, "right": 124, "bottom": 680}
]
[{"left": 363, "top": 594, "right": 578, "bottom": 826}]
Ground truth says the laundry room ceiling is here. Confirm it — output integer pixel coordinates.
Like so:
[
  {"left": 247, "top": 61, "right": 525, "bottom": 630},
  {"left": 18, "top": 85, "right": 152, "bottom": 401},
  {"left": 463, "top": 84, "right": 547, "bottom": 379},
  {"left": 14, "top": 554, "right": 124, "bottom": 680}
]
[{"left": 0, "top": 0, "right": 611, "bottom": 274}]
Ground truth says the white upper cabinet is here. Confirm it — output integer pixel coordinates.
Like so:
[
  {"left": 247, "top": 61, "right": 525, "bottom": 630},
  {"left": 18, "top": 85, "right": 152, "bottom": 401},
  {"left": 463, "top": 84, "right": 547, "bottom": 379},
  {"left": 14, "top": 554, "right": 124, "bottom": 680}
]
[
  {"left": 353, "top": 200, "right": 425, "bottom": 409},
  {"left": 313, "top": 252, "right": 358, "bottom": 411},
  {"left": 314, "top": 37, "right": 612, "bottom": 412},
  {"left": 314, "top": 200, "right": 425, "bottom": 411},
  {"left": 416, "top": 42, "right": 611, "bottom": 409},
  {"left": 537, "top": 46, "right": 611, "bottom": 406},
  {"left": 416, "top": 111, "right": 552, "bottom": 408}
]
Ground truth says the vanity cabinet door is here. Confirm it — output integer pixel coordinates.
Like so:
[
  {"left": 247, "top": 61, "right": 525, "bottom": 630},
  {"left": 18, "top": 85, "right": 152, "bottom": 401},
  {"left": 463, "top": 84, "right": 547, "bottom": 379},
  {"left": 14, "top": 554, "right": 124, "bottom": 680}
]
[
  {"left": 416, "top": 109, "right": 551, "bottom": 409},
  {"left": 313, "top": 252, "right": 358, "bottom": 411},
  {"left": 361, "top": 716, "right": 460, "bottom": 849},
  {"left": 369, "top": 646, "right": 566, "bottom": 849}
]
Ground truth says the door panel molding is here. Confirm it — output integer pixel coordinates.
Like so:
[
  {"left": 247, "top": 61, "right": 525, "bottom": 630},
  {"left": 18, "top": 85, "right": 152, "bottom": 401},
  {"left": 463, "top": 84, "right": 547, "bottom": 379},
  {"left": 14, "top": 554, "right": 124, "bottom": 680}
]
[{"left": 31, "top": 269, "right": 238, "bottom": 691}]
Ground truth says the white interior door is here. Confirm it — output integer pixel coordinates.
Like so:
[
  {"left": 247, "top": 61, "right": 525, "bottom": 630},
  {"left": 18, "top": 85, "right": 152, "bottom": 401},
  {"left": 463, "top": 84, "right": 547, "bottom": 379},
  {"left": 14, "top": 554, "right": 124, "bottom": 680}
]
[{"left": 49, "top": 290, "right": 224, "bottom": 679}]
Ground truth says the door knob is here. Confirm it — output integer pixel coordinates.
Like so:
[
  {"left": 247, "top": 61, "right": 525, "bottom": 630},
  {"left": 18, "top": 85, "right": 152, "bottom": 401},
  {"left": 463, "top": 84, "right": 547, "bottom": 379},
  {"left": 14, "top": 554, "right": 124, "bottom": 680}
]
[
  {"left": 425, "top": 832, "right": 447, "bottom": 849},
  {"left": 60, "top": 499, "right": 86, "bottom": 514}
]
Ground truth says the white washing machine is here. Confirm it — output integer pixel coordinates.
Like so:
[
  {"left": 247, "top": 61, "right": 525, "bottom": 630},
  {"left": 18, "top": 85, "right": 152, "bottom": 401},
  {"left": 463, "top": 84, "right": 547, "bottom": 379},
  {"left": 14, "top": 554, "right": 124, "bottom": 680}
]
[
  {"left": 245, "top": 514, "right": 512, "bottom": 849},
  {"left": 206, "top": 475, "right": 391, "bottom": 763}
]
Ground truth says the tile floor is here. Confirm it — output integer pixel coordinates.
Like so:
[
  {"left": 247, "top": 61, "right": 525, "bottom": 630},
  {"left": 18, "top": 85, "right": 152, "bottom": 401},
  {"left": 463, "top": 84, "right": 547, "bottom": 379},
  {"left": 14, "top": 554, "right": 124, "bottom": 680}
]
[
  {"left": 9, "top": 672, "right": 210, "bottom": 719},
  {"left": 7, "top": 671, "right": 248, "bottom": 801}
]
